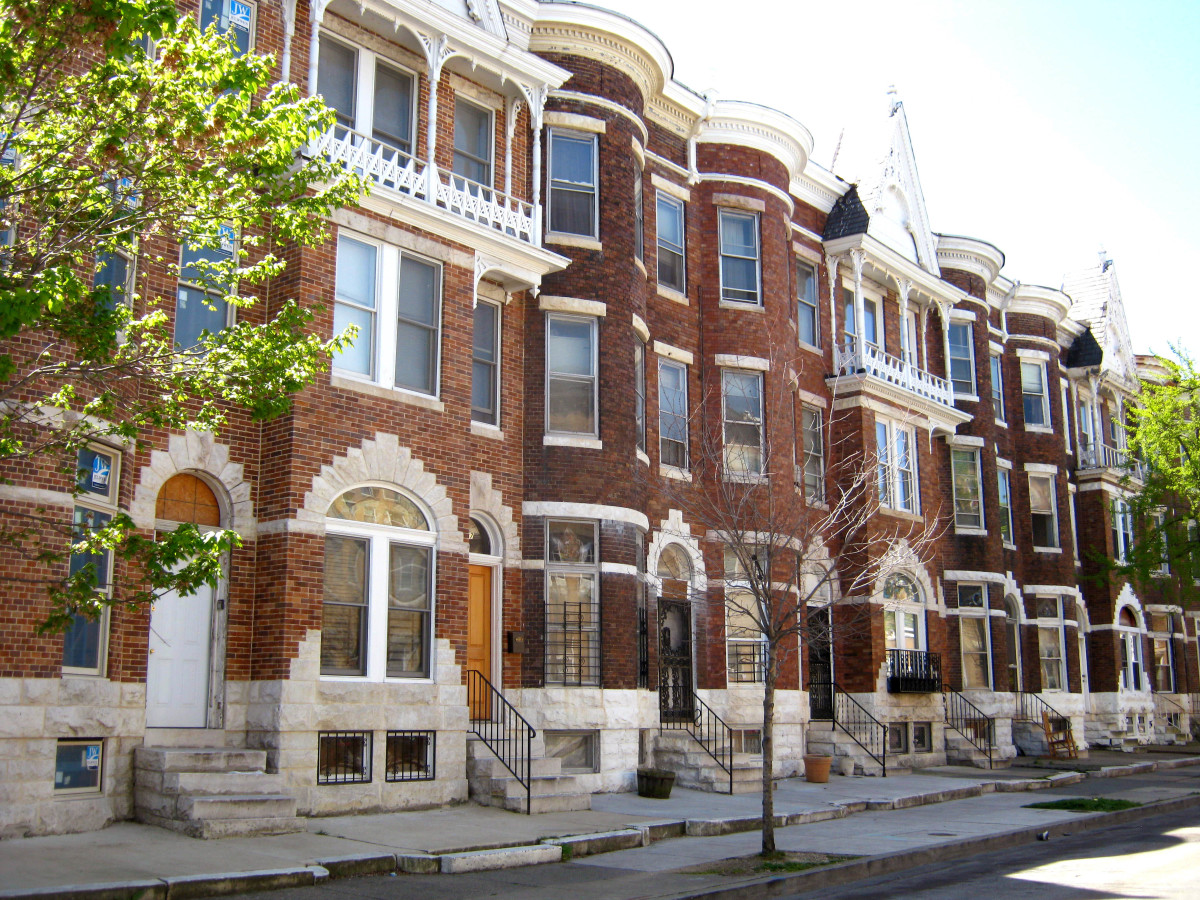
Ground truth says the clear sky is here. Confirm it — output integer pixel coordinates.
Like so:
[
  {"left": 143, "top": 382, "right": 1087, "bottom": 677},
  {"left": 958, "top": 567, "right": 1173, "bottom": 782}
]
[{"left": 592, "top": 0, "right": 1199, "bottom": 357}]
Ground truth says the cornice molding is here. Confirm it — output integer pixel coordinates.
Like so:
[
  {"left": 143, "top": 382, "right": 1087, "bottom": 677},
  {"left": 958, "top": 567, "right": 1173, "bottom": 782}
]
[
  {"left": 1008, "top": 284, "right": 1072, "bottom": 324},
  {"left": 696, "top": 100, "right": 813, "bottom": 182},
  {"left": 935, "top": 234, "right": 1005, "bottom": 286}
]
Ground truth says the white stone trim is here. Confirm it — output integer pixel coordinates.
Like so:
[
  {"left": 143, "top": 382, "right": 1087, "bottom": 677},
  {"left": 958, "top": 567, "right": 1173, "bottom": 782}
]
[
  {"left": 997, "top": 456, "right": 1012, "bottom": 469},
  {"left": 651, "top": 172, "right": 691, "bottom": 202},
  {"left": 947, "top": 435, "right": 985, "bottom": 448},
  {"left": 539, "top": 295, "right": 606, "bottom": 317},
  {"left": 522, "top": 501, "right": 649, "bottom": 531},
  {"left": 551, "top": 90, "right": 648, "bottom": 141},
  {"left": 656, "top": 283, "right": 690, "bottom": 305},
  {"left": 131, "top": 430, "right": 254, "bottom": 537},
  {"left": 790, "top": 222, "right": 825, "bottom": 244},
  {"left": 648, "top": 509, "right": 708, "bottom": 594},
  {"left": 631, "top": 314, "right": 650, "bottom": 343},
  {"left": 698, "top": 173, "right": 794, "bottom": 215},
  {"left": 1016, "top": 348, "right": 1051, "bottom": 361},
  {"left": 0, "top": 485, "right": 73, "bottom": 508},
  {"left": 949, "top": 309, "right": 977, "bottom": 322},
  {"left": 299, "top": 432, "right": 465, "bottom": 551},
  {"left": 712, "top": 192, "right": 765, "bottom": 213},
  {"left": 543, "top": 435, "right": 603, "bottom": 449},
  {"left": 601, "top": 562, "right": 638, "bottom": 576},
  {"left": 795, "top": 387, "right": 827, "bottom": 409},
  {"left": 469, "top": 471, "right": 521, "bottom": 565},
  {"left": 714, "top": 354, "right": 769, "bottom": 371},
  {"left": 792, "top": 241, "right": 823, "bottom": 264},
  {"left": 1024, "top": 462, "right": 1059, "bottom": 474},
  {"left": 653, "top": 341, "right": 694, "bottom": 365},
  {"left": 470, "top": 421, "right": 505, "bottom": 440},
  {"left": 545, "top": 233, "right": 603, "bottom": 251},
  {"left": 543, "top": 110, "right": 607, "bottom": 134},
  {"left": 944, "top": 570, "right": 1008, "bottom": 584}
]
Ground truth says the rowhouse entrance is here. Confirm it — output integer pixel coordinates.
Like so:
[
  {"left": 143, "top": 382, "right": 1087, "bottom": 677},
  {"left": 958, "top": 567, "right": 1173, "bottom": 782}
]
[
  {"left": 467, "top": 564, "right": 493, "bottom": 718},
  {"left": 808, "top": 606, "right": 834, "bottom": 719}
]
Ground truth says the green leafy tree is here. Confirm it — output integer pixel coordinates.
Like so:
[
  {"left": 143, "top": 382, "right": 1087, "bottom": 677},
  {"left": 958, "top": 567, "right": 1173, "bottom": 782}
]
[
  {"left": 0, "top": 0, "right": 362, "bottom": 632},
  {"left": 1114, "top": 350, "right": 1200, "bottom": 608}
]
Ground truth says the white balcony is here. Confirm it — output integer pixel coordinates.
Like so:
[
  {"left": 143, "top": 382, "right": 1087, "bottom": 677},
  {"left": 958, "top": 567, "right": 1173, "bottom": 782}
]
[
  {"left": 314, "top": 125, "right": 537, "bottom": 245},
  {"left": 834, "top": 338, "right": 956, "bottom": 409},
  {"left": 1077, "top": 442, "right": 1145, "bottom": 481}
]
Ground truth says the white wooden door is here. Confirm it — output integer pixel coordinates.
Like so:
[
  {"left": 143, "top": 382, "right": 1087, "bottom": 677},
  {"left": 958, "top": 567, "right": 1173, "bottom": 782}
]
[{"left": 146, "top": 581, "right": 214, "bottom": 728}]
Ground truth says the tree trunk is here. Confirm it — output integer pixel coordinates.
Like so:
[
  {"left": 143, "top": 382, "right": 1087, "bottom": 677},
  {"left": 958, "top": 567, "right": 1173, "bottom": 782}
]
[{"left": 760, "top": 646, "right": 776, "bottom": 854}]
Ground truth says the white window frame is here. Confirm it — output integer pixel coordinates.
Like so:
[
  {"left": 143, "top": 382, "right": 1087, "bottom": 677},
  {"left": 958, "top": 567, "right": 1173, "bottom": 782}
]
[
  {"left": 1005, "top": 595, "right": 1023, "bottom": 692},
  {"left": 332, "top": 231, "right": 443, "bottom": 398},
  {"left": 948, "top": 321, "right": 976, "bottom": 396},
  {"left": 958, "top": 584, "right": 992, "bottom": 690},
  {"left": 724, "top": 551, "right": 766, "bottom": 684},
  {"left": 1118, "top": 609, "right": 1145, "bottom": 691},
  {"left": 1077, "top": 394, "right": 1094, "bottom": 454},
  {"left": 655, "top": 191, "right": 685, "bottom": 293},
  {"left": 546, "top": 313, "right": 598, "bottom": 437},
  {"left": 547, "top": 129, "right": 598, "bottom": 238},
  {"left": 876, "top": 418, "right": 919, "bottom": 513},
  {"left": 1021, "top": 360, "right": 1050, "bottom": 429},
  {"left": 990, "top": 353, "right": 1005, "bottom": 422},
  {"left": 633, "top": 339, "right": 646, "bottom": 455},
  {"left": 317, "top": 32, "right": 419, "bottom": 155},
  {"left": 722, "top": 369, "right": 764, "bottom": 476},
  {"left": 796, "top": 258, "right": 819, "bottom": 348},
  {"left": 633, "top": 166, "right": 644, "bottom": 262},
  {"left": 800, "top": 404, "right": 824, "bottom": 504},
  {"left": 54, "top": 739, "right": 104, "bottom": 795},
  {"left": 997, "top": 463, "right": 1015, "bottom": 548},
  {"left": 718, "top": 208, "right": 761, "bottom": 305},
  {"left": 322, "top": 488, "right": 438, "bottom": 683},
  {"left": 1029, "top": 472, "right": 1060, "bottom": 550},
  {"left": 1112, "top": 497, "right": 1135, "bottom": 562},
  {"left": 659, "top": 358, "right": 689, "bottom": 471},
  {"left": 951, "top": 447, "right": 982, "bottom": 529},
  {"left": 452, "top": 96, "right": 494, "bottom": 189},
  {"left": 1036, "top": 596, "right": 1066, "bottom": 691},
  {"left": 1061, "top": 382, "right": 1072, "bottom": 452},
  {"left": 471, "top": 299, "right": 501, "bottom": 426}
]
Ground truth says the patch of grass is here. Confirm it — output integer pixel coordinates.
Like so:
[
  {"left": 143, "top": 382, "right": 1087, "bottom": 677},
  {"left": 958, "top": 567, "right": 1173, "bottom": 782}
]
[
  {"left": 686, "top": 851, "right": 857, "bottom": 877},
  {"left": 1023, "top": 797, "right": 1142, "bottom": 812}
]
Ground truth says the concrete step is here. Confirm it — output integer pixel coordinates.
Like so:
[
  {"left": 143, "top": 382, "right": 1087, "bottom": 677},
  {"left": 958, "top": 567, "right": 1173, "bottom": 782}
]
[
  {"left": 468, "top": 755, "right": 563, "bottom": 779},
  {"left": 141, "top": 811, "right": 306, "bottom": 840},
  {"left": 143, "top": 728, "right": 233, "bottom": 749},
  {"left": 138, "top": 769, "right": 288, "bottom": 796},
  {"left": 135, "top": 746, "right": 268, "bottom": 774},
  {"left": 504, "top": 791, "right": 592, "bottom": 814},
  {"left": 178, "top": 793, "right": 297, "bottom": 821}
]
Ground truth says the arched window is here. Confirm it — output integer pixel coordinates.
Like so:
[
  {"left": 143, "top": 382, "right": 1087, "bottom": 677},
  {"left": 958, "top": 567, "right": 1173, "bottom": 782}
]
[
  {"left": 468, "top": 516, "right": 492, "bottom": 556},
  {"left": 883, "top": 573, "right": 924, "bottom": 651},
  {"left": 156, "top": 473, "right": 221, "bottom": 526},
  {"left": 1005, "top": 595, "right": 1023, "bottom": 691},
  {"left": 657, "top": 544, "right": 692, "bottom": 584},
  {"left": 1118, "top": 606, "right": 1144, "bottom": 691},
  {"left": 322, "top": 486, "right": 435, "bottom": 680}
]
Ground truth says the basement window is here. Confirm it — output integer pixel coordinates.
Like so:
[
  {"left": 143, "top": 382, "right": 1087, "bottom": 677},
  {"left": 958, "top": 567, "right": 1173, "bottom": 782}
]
[
  {"left": 544, "top": 730, "right": 598, "bottom": 773},
  {"left": 317, "top": 731, "right": 372, "bottom": 784},
  {"left": 731, "top": 728, "right": 763, "bottom": 756},
  {"left": 912, "top": 722, "right": 932, "bottom": 753},
  {"left": 887, "top": 723, "right": 908, "bottom": 753},
  {"left": 54, "top": 739, "right": 103, "bottom": 794},
  {"left": 385, "top": 731, "right": 435, "bottom": 782}
]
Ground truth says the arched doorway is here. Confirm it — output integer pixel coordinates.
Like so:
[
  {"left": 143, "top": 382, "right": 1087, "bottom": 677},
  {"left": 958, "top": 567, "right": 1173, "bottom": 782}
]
[
  {"left": 1004, "top": 595, "right": 1023, "bottom": 692},
  {"left": 467, "top": 516, "right": 502, "bottom": 716},
  {"left": 146, "top": 473, "right": 224, "bottom": 729},
  {"left": 657, "top": 544, "right": 694, "bottom": 721}
]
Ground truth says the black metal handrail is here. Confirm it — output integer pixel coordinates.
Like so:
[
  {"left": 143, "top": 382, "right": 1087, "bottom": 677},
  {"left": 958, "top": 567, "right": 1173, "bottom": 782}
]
[
  {"left": 660, "top": 689, "right": 735, "bottom": 794},
  {"left": 826, "top": 682, "right": 887, "bottom": 777},
  {"left": 1014, "top": 691, "right": 1070, "bottom": 732},
  {"left": 466, "top": 670, "right": 535, "bottom": 815},
  {"left": 943, "top": 687, "right": 994, "bottom": 769},
  {"left": 886, "top": 649, "right": 942, "bottom": 693}
]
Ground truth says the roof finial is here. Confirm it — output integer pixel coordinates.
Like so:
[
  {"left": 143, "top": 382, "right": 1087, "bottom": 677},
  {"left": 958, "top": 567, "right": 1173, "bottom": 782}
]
[
  {"left": 1098, "top": 246, "right": 1113, "bottom": 272},
  {"left": 830, "top": 127, "right": 845, "bottom": 171},
  {"left": 887, "top": 84, "right": 901, "bottom": 114}
]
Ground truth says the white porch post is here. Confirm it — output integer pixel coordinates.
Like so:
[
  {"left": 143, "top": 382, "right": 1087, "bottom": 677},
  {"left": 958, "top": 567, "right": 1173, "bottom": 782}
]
[
  {"left": 419, "top": 33, "right": 453, "bottom": 205},
  {"left": 919, "top": 305, "right": 928, "bottom": 372},
  {"left": 520, "top": 83, "right": 548, "bottom": 246},
  {"left": 897, "top": 278, "right": 912, "bottom": 367},
  {"left": 850, "top": 249, "right": 866, "bottom": 370},
  {"left": 305, "top": 0, "right": 334, "bottom": 97},
  {"left": 824, "top": 254, "right": 840, "bottom": 367},
  {"left": 938, "top": 302, "right": 953, "bottom": 389}
]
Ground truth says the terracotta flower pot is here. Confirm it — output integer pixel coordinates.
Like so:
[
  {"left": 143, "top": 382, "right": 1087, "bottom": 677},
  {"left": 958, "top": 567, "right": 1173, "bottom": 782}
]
[{"left": 803, "top": 753, "right": 832, "bottom": 783}]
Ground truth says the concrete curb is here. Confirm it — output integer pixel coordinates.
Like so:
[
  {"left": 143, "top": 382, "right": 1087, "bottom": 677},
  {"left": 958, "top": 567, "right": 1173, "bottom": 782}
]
[
  {"left": 542, "top": 827, "right": 648, "bottom": 857},
  {"left": 440, "top": 843, "right": 562, "bottom": 873},
  {"left": 0, "top": 866, "right": 328, "bottom": 900},
  {"left": 639, "top": 793, "right": 1200, "bottom": 900}
]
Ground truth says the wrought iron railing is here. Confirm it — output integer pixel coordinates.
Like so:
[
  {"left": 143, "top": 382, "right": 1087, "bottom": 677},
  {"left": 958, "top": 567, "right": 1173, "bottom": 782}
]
[
  {"left": 826, "top": 682, "right": 887, "bottom": 777},
  {"left": 1152, "top": 689, "right": 1186, "bottom": 732},
  {"left": 313, "top": 125, "right": 537, "bottom": 244},
  {"left": 1077, "top": 442, "right": 1145, "bottom": 481},
  {"left": 660, "top": 690, "right": 735, "bottom": 794},
  {"left": 886, "top": 649, "right": 943, "bottom": 693},
  {"left": 943, "top": 687, "right": 994, "bottom": 768},
  {"left": 1014, "top": 691, "right": 1071, "bottom": 735},
  {"left": 834, "top": 338, "right": 955, "bottom": 408},
  {"left": 466, "top": 670, "right": 535, "bottom": 815}
]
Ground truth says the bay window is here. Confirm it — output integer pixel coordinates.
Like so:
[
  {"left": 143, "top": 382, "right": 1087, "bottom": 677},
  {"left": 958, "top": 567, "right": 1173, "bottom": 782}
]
[
  {"left": 634, "top": 340, "right": 646, "bottom": 454},
  {"left": 990, "top": 354, "right": 1005, "bottom": 420},
  {"left": 801, "top": 405, "right": 824, "bottom": 503},
  {"left": 1021, "top": 360, "right": 1049, "bottom": 428},
  {"left": 998, "top": 466, "right": 1014, "bottom": 545},
  {"left": 548, "top": 130, "right": 598, "bottom": 237},
  {"left": 951, "top": 448, "right": 982, "bottom": 528},
  {"left": 175, "top": 226, "right": 235, "bottom": 349},
  {"left": 452, "top": 98, "right": 492, "bottom": 187}
]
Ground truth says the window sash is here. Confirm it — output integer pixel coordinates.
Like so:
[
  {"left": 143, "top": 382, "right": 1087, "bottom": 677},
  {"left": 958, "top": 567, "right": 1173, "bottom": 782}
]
[
  {"left": 545, "top": 521, "right": 600, "bottom": 686},
  {"left": 801, "top": 406, "right": 824, "bottom": 503},
  {"left": 633, "top": 168, "right": 644, "bottom": 261},
  {"left": 548, "top": 130, "right": 597, "bottom": 237},
  {"left": 1021, "top": 361, "right": 1048, "bottom": 426},
  {"left": 634, "top": 341, "right": 646, "bottom": 453},
  {"left": 884, "top": 609, "right": 922, "bottom": 650},
  {"left": 546, "top": 314, "right": 597, "bottom": 436},
  {"left": 948, "top": 322, "right": 975, "bottom": 395},
  {"left": 372, "top": 61, "right": 415, "bottom": 154},
  {"left": 726, "top": 589, "right": 766, "bottom": 683},
  {"left": 718, "top": 209, "right": 760, "bottom": 304},
  {"left": 394, "top": 256, "right": 441, "bottom": 395},
  {"left": 656, "top": 193, "right": 685, "bottom": 292},
  {"left": 998, "top": 469, "right": 1014, "bottom": 544},
  {"left": 452, "top": 98, "right": 492, "bottom": 187},
  {"left": 200, "top": 0, "right": 255, "bottom": 56},
  {"left": 952, "top": 449, "right": 982, "bottom": 528},
  {"left": 960, "top": 615, "right": 991, "bottom": 689},
  {"left": 990, "top": 355, "right": 1004, "bottom": 420},
  {"left": 797, "top": 260, "right": 819, "bottom": 346},
  {"left": 471, "top": 301, "right": 499, "bottom": 425},
  {"left": 659, "top": 360, "right": 689, "bottom": 469},
  {"left": 722, "top": 371, "right": 763, "bottom": 474},
  {"left": 1038, "top": 625, "right": 1064, "bottom": 690},
  {"left": 1030, "top": 474, "right": 1058, "bottom": 548}
]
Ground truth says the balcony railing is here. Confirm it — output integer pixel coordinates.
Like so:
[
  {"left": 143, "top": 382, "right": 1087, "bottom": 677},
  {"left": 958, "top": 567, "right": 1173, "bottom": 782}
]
[
  {"left": 834, "top": 339, "right": 955, "bottom": 408},
  {"left": 1077, "top": 442, "right": 1145, "bottom": 480},
  {"left": 886, "top": 649, "right": 942, "bottom": 693},
  {"left": 314, "top": 125, "right": 537, "bottom": 245}
]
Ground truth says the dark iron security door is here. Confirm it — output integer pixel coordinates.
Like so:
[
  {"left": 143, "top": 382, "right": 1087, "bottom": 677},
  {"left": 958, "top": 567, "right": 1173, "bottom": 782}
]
[
  {"left": 658, "top": 592, "right": 694, "bottom": 722},
  {"left": 808, "top": 606, "right": 833, "bottom": 719}
]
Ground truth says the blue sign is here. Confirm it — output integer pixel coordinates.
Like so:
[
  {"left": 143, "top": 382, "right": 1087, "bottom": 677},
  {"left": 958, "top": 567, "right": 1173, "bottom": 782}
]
[
  {"left": 229, "top": 1, "right": 251, "bottom": 32},
  {"left": 90, "top": 454, "right": 111, "bottom": 490},
  {"left": 218, "top": 223, "right": 236, "bottom": 253},
  {"left": 85, "top": 744, "right": 100, "bottom": 770}
]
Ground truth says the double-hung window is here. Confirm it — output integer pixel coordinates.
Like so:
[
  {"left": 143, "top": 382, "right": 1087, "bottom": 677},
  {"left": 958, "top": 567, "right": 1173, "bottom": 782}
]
[
  {"left": 546, "top": 314, "right": 597, "bottom": 436},
  {"left": 724, "top": 550, "right": 766, "bottom": 683},
  {"left": 958, "top": 585, "right": 991, "bottom": 689},
  {"left": 317, "top": 35, "right": 416, "bottom": 155},
  {"left": 175, "top": 225, "right": 235, "bottom": 349},
  {"left": 62, "top": 446, "right": 121, "bottom": 675},
  {"left": 659, "top": 360, "right": 689, "bottom": 469},
  {"left": 997, "top": 466, "right": 1014, "bottom": 545},
  {"left": 95, "top": 250, "right": 133, "bottom": 311},
  {"left": 1037, "top": 597, "right": 1065, "bottom": 691},
  {"left": 797, "top": 260, "right": 819, "bottom": 346},
  {"left": 1151, "top": 614, "right": 1176, "bottom": 692},
  {"left": 1077, "top": 398, "right": 1094, "bottom": 452},
  {"left": 322, "top": 487, "right": 435, "bottom": 680},
  {"left": 656, "top": 192, "right": 685, "bottom": 292},
  {"left": 948, "top": 322, "right": 975, "bottom": 395},
  {"left": 951, "top": 448, "right": 982, "bottom": 528},
  {"left": 1112, "top": 498, "right": 1135, "bottom": 562},
  {"left": 200, "top": 0, "right": 255, "bottom": 56},
  {"left": 633, "top": 340, "right": 646, "bottom": 454},
  {"left": 1021, "top": 361, "right": 1049, "bottom": 428},
  {"left": 718, "top": 209, "right": 760, "bottom": 304},
  {"left": 547, "top": 130, "right": 598, "bottom": 237},
  {"left": 990, "top": 354, "right": 1005, "bottom": 420},
  {"left": 862, "top": 296, "right": 880, "bottom": 350},
  {"left": 545, "top": 520, "right": 600, "bottom": 686},
  {"left": 633, "top": 167, "right": 644, "bottom": 261},
  {"left": 877, "top": 420, "right": 917, "bottom": 512},
  {"left": 1029, "top": 473, "right": 1059, "bottom": 549},
  {"left": 333, "top": 234, "right": 443, "bottom": 396},
  {"left": 471, "top": 301, "right": 500, "bottom": 426},
  {"left": 722, "top": 371, "right": 763, "bottom": 475},
  {"left": 453, "top": 98, "right": 493, "bottom": 187},
  {"left": 801, "top": 405, "right": 824, "bottom": 503}
]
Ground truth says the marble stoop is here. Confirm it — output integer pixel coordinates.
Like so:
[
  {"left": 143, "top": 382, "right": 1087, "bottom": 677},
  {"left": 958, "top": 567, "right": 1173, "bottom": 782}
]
[
  {"left": 466, "top": 736, "right": 592, "bottom": 814},
  {"left": 804, "top": 721, "right": 895, "bottom": 776},
  {"left": 944, "top": 729, "right": 1012, "bottom": 769},
  {"left": 134, "top": 747, "right": 303, "bottom": 839},
  {"left": 648, "top": 732, "right": 762, "bottom": 794}
]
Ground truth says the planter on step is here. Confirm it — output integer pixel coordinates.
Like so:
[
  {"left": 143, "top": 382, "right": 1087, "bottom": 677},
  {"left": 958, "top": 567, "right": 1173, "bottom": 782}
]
[
  {"left": 637, "top": 767, "right": 675, "bottom": 799},
  {"left": 803, "top": 754, "right": 832, "bottom": 783}
]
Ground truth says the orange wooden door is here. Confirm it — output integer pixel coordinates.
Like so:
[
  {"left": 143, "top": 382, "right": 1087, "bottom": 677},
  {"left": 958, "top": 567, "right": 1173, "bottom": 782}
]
[{"left": 467, "top": 565, "right": 493, "bottom": 719}]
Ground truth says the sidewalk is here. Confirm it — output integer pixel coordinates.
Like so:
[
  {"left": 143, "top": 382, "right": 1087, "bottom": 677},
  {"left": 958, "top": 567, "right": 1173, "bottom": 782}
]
[{"left": 3, "top": 754, "right": 1200, "bottom": 900}]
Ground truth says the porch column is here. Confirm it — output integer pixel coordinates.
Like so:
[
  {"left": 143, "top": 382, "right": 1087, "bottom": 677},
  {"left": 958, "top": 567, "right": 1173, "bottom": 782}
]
[
  {"left": 897, "top": 278, "right": 912, "bottom": 368},
  {"left": 919, "top": 304, "right": 928, "bottom": 372},
  {"left": 504, "top": 96, "right": 523, "bottom": 199},
  {"left": 850, "top": 249, "right": 866, "bottom": 370},
  {"left": 1068, "top": 376, "right": 1081, "bottom": 459},
  {"left": 824, "top": 254, "right": 840, "bottom": 367},
  {"left": 520, "top": 83, "right": 548, "bottom": 245},
  {"left": 305, "top": 0, "right": 334, "bottom": 97},
  {"left": 419, "top": 33, "right": 454, "bottom": 205},
  {"left": 937, "top": 301, "right": 953, "bottom": 391}
]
